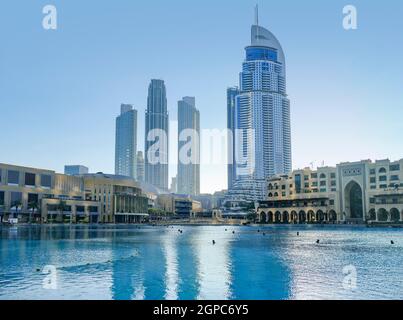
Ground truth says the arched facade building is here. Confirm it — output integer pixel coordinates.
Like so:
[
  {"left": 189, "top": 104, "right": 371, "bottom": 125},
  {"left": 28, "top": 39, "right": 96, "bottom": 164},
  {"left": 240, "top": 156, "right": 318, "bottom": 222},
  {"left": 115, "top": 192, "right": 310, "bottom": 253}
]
[{"left": 257, "top": 159, "right": 403, "bottom": 224}]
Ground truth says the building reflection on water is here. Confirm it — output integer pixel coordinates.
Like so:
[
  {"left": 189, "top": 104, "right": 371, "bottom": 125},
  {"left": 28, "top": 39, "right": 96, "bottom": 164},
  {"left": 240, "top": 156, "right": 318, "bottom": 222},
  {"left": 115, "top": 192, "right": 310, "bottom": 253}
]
[
  {"left": 193, "top": 228, "right": 232, "bottom": 300},
  {"left": 1, "top": 226, "right": 290, "bottom": 300},
  {"left": 162, "top": 231, "right": 179, "bottom": 300},
  {"left": 1, "top": 225, "right": 401, "bottom": 300},
  {"left": 109, "top": 226, "right": 234, "bottom": 300}
]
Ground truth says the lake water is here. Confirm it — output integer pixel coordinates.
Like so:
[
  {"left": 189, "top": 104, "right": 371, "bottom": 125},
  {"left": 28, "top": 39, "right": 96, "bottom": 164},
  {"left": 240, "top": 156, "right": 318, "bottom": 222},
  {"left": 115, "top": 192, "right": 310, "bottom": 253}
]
[{"left": 0, "top": 225, "right": 402, "bottom": 300}]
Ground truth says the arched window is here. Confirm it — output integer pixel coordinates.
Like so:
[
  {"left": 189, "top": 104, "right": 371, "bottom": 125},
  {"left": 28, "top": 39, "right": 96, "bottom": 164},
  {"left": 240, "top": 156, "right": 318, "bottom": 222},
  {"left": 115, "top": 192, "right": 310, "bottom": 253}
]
[
  {"left": 274, "top": 192, "right": 279, "bottom": 197},
  {"left": 379, "top": 167, "right": 387, "bottom": 174},
  {"left": 320, "top": 173, "right": 326, "bottom": 179},
  {"left": 268, "top": 184, "right": 273, "bottom": 190},
  {"left": 268, "top": 193, "right": 273, "bottom": 198}
]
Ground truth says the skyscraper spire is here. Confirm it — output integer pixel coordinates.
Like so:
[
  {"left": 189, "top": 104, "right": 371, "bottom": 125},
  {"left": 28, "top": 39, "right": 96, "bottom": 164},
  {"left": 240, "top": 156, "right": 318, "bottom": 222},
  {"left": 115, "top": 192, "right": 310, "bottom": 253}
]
[{"left": 255, "top": 4, "right": 259, "bottom": 26}]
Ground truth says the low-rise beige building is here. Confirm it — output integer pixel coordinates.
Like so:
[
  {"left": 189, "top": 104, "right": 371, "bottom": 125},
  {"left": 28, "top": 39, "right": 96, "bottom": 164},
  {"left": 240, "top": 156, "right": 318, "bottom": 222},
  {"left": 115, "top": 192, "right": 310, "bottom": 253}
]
[
  {"left": 155, "top": 194, "right": 203, "bottom": 217},
  {"left": 0, "top": 163, "right": 99, "bottom": 223},
  {"left": 0, "top": 163, "right": 149, "bottom": 224},
  {"left": 257, "top": 159, "right": 403, "bottom": 224},
  {"left": 82, "top": 173, "right": 149, "bottom": 223}
]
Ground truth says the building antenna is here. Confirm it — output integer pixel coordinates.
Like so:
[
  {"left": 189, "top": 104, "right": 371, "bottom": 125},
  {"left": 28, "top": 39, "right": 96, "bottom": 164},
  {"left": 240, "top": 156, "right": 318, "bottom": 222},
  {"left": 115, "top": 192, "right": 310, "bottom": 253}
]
[
  {"left": 254, "top": 4, "right": 260, "bottom": 41},
  {"left": 255, "top": 4, "right": 259, "bottom": 26}
]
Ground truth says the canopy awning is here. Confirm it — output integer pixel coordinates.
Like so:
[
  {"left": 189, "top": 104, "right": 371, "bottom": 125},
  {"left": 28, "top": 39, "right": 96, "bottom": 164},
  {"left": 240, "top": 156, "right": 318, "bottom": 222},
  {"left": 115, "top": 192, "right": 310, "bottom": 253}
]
[{"left": 115, "top": 213, "right": 149, "bottom": 217}]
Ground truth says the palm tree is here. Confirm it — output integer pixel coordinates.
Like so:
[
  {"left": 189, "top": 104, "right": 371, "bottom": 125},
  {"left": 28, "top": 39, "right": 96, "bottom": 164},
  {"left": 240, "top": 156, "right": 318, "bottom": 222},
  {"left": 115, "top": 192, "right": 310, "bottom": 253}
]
[
  {"left": 247, "top": 212, "right": 257, "bottom": 222},
  {"left": 11, "top": 200, "right": 22, "bottom": 219},
  {"left": 28, "top": 201, "right": 39, "bottom": 224},
  {"left": 0, "top": 202, "right": 5, "bottom": 223},
  {"left": 56, "top": 200, "right": 67, "bottom": 224}
]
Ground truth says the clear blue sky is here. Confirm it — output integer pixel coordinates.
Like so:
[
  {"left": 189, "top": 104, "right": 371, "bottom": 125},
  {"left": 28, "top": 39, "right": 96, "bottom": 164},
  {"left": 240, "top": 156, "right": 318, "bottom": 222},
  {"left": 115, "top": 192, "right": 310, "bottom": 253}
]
[{"left": 1, "top": 0, "right": 402, "bottom": 194}]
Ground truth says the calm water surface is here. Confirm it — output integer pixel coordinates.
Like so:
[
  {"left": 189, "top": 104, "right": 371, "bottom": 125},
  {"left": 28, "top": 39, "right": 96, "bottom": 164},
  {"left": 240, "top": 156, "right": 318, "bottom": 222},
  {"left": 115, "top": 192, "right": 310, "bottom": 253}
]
[{"left": 0, "top": 225, "right": 402, "bottom": 300}]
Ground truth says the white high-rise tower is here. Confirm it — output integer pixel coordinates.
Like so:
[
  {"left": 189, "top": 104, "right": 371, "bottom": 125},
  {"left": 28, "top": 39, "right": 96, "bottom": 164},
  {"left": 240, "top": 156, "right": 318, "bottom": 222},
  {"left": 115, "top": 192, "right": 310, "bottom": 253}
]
[{"left": 228, "top": 10, "right": 292, "bottom": 201}]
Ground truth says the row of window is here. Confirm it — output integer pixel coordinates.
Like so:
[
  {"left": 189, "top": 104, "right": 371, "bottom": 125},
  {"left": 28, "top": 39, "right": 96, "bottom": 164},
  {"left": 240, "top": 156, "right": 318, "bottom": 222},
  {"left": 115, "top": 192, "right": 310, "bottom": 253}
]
[
  {"left": 369, "top": 197, "right": 402, "bottom": 205},
  {"left": 370, "top": 175, "right": 400, "bottom": 182},
  {"left": 0, "top": 191, "right": 84, "bottom": 208},
  {"left": 264, "top": 199, "right": 335, "bottom": 208},
  {"left": 370, "top": 183, "right": 403, "bottom": 190},
  {"left": 269, "top": 187, "right": 337, "bottom": 198},
  {"left": 0, "top": 169, "right": 52, "bottom": 188},
  {"left": 370, "top": 164, "right": 401, "bottom": 175},
  {"left": 0, "top": 191, "right": 33, "bottom": 207},
  {"left": 270, "top": 179, "right": 337, "bottom": 191},
  {"left": 303, "top": 173, "right": 336, "bottom": 180}
]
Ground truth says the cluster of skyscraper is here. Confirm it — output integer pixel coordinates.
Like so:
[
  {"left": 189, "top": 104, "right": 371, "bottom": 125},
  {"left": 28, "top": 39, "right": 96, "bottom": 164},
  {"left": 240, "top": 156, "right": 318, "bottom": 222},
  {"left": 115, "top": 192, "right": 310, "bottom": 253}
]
[
  {"left": 115, "top": 80, "right": 200, "bottom": 196},
  {"left": 116, "top": 9, "right": 292, "bottom": 201}
]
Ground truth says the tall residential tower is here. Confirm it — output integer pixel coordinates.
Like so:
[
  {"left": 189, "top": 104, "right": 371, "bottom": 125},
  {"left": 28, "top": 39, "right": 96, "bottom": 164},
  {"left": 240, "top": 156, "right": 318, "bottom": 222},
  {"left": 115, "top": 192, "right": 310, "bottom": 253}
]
[
  {"left": 115, "top": 104, "right": 138, "bottom": 179},
  {"left": 177, "top": 97, "right": 200, "bottom": 196},
  {"left": 228, "top": 12, "right": 292, "bottom": 201},
  {"left": 227, "top": 87, "right": 239, "bottom": 191},
  {"left": 136, "top": 151, "right": 145, "bottom": 183},
  {"left": 145, "top": 79, "right": 169, "bottom": 190}
]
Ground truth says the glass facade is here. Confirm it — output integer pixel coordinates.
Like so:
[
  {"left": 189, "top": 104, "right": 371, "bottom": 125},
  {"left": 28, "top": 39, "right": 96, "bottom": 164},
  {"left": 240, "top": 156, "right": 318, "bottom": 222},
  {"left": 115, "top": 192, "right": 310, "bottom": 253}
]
[
  {"left": 227, "top": 87, "right": 239, "bottom": 190},
  {"left": 8, "top": 170, "right": 19, "bottom": 185},
  {"left": 25, "top": 172, "right": 36, "bottom": 186},
  {"left": 246, "top": 47, "right": 277, "bottom": 62},
  {"left": 145, "top": 79, "right": 169, "bottom": 190},
  {"left": 28, "top": 193, "right": 38, "bottom": 204},
  {"left": 115, "top": 104, "right": 138, "bottom": 179},
  {"left": 40, "top": 174, "right": 52, "bottom": 188},
  {"left": 295, "top": 174, "right": 302, "bottom": 193},
  {"left": 177, "top": 97, "right": 200, "bottom": 196},
  {"left": 349, "top": 184, "right": 363, "bottom": 219},
  {"left": 10, "top": 192, "right": 22, "bottom": 206}
]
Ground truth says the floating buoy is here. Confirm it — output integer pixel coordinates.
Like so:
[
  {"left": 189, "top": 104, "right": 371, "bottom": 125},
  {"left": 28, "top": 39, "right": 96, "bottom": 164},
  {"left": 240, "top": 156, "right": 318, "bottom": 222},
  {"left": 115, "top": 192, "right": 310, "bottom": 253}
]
[
  {"left": 212, "top": 240, "right": 216, "bottom": 245},
  {"left": 391, "top": 240, "right": 395, "bottom": 245}
]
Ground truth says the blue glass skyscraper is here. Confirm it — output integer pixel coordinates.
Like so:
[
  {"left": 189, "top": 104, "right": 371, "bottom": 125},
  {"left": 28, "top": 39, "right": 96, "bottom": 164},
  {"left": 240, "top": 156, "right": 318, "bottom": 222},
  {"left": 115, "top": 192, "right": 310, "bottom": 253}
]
[
  {"left": 115, "top": 104, "right": 138, "bottom": 179},
  {"left": 228, "top": 17, "right": 292, "bottom": 201},
  {"left": 145, "top": 79, "right": 169, "bottom": 191},
  {"left": 177, "top": 97, "right": 200, "bottom": 196}
]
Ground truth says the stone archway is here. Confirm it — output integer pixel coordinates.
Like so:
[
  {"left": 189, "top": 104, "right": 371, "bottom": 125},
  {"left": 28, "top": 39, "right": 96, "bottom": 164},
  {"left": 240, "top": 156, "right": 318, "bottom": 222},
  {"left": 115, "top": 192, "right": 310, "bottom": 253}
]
[
  {"left": 283, "top": 211, "right": 289, "bottom": 224},
  {"left": 328, "top": 210, "right": 337, "bottom": 222},
  {"left": 260, "top": 211, "right": 268, "bottom": 224},
  {"left": 368, "top": 209, "right": 376, "bottom": 221},
  {"left": 377, "top": 208, "right": 388, "bottom": 222},
  {"left": 344, "top": 180, "right": 364, "bottom": 220},
  {"left": 299, "top": 211, "right": 306, "bottom": 224},
  {"left": 266, "top": 211, "right": 273, "bottom": 223},
  {"left": 316, "top": 210, "right": 325, "bottom": 223},
  {"left": 275, "top": 211, "right": 282, "bottom": 223},
  {"left": 308, "top": 210, "right": 315, "bottom": 223},
  {"left": 291, "top": 211, "right": 298, "bottom": 224},
  {"left": 390, "top": 208, "right": 400, "bottom": 223}
]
